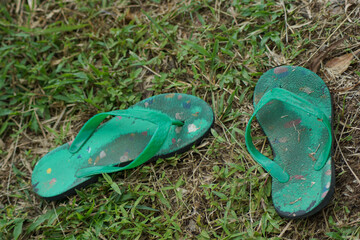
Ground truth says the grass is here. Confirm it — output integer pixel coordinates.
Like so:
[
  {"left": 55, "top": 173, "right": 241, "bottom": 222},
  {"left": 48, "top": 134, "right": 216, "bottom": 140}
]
[{"left": 1, "top": 0, "right": 360, "bottom": 239}]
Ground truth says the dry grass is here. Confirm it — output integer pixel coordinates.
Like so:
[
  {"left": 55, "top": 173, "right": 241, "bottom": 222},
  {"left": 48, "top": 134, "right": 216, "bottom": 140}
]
[{"left": 1, "top": 0, "right": 360, "bottom": 239}]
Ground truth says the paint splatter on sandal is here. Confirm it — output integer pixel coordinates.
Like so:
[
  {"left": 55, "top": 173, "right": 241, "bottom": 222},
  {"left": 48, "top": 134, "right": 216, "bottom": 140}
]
[
  {"left": 245, "top": 66, "right": 334, "bottom": 219},
  {"left": 32, "top": 93, "right": 214, "bottom": 200}
]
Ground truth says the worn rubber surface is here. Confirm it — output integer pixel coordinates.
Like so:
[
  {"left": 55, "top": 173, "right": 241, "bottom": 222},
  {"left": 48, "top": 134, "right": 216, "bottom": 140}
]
[
  {"left": 253, "top": 66, "right": 334, "bottom": 218},
  {"left": 32, "top": 93, "right": 214, "bottom": 200}
]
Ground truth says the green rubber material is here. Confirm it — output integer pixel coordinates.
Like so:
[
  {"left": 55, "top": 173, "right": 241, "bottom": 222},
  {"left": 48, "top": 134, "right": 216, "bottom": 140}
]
[
  {"left": 245, "top": 66, "right": 334, "bottom": 219},
  {"left": 74, "top": 109, "right": 184, "bottom": 178},
  {"left": 32, "top": 93, "right": 214, "bottom": 200}
]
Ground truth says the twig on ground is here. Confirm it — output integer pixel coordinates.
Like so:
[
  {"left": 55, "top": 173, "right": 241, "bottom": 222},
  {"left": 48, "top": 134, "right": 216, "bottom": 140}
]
[
  {"left": 305, "top": 7, "right": 357, "bottom": 66},
  {"left": 334, "top": 115, "right": 360, "bottom": 185},
  {"left": 279, "top": 220, "right": 293, "bottom": 238}
]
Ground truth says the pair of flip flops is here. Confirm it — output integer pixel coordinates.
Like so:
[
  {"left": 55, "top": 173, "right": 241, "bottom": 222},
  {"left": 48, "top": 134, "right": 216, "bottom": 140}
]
[{"left": 32, "top": 66, "right": 334, "bottom": 219}]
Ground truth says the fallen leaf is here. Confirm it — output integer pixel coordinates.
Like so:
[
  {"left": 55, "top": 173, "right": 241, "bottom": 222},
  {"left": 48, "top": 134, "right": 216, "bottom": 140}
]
[
  {"left": 325, "top": 49, "right": 360, "bottom": 75},
  {"left": 308, "top": 37, "right": 347, "bottom": 73},
  {"left": 50, "top": 59, "right": 62, "bottom": 66},
  {"left": 0, "top": 139, "right": 4, "bottom": 149}
]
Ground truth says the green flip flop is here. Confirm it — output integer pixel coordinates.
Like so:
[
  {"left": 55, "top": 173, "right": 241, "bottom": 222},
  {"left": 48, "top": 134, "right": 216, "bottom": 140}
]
[
  {"left": 32, "top": 93, "right": 214, "bottom": 200},
  {"left": 245, "top": 66, "right": 334, "bottom": 219}
]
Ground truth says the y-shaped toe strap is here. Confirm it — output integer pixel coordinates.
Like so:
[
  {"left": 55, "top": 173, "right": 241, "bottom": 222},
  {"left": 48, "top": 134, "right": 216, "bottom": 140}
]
[
  {"left": 245, "top": 88, "right": 332, "bottom": 183},
  {"left": 70, "top": 107, "right": 184, "bottom": 178}
]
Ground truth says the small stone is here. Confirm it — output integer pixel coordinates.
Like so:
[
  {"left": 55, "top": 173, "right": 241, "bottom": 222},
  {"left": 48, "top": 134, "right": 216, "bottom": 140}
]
[{"left": 188, "top": 220, "right": 197, "bottom": 232}]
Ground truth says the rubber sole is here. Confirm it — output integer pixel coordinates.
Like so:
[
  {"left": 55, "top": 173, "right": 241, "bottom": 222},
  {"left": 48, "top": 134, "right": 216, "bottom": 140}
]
[
  {"left": 274, "top": 88, "right": 335, "bottom": 219},
  {"left": 40, "top": 113, "right": 215, "bottom": 201},
  {"left": 254, "top": 66, "right": 335, "bottom": 219}
]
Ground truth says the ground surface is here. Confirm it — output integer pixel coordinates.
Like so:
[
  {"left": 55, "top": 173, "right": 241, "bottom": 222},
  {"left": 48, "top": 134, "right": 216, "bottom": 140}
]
[{"left": 1, "top": 0, "right": 360, "bottom": 239}]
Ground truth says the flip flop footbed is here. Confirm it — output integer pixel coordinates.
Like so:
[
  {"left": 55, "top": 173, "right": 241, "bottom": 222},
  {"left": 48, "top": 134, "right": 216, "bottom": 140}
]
[
  {"left": 32, "top": 93, "right": 214, "bottom": 199},
  {"left": 254, "top": 66, "right": 333, "bottom": 218}
]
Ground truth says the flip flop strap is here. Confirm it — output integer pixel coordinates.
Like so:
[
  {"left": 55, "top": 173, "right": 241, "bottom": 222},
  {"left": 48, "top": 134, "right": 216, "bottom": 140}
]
[
  {"left": 70, "top": 107, "right": 183, "bottom": 178},
  {"left": 245, "top": 88, "right": 332, "bottom": 183}
]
